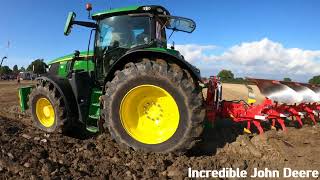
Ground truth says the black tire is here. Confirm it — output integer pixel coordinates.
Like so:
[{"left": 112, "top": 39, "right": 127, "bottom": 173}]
[
  {"left": 28, "top": 79, "right": 67, "bottom": 133},
  {"left": 101, "top": 58, "right": 205, "bottom": 153}
]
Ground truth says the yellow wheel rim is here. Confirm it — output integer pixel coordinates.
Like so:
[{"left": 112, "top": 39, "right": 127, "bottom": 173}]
[
  {"left": 36, "top": 98, "right": 55, "bottom": 128},
  {"left": 120, "top": 85, "right": 180, "bottom": 144}
]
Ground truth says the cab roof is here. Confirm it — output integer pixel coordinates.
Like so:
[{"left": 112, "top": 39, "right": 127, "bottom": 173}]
[{"left": 92, "top": 5, "right": 170, "bottom": 19}]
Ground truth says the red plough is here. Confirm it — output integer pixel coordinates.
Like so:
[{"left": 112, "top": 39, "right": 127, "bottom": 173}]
[{"left": 206, "top": 76, "right": 320, "bottom": 134}]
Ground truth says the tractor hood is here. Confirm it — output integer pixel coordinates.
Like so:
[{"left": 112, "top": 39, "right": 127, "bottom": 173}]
[{"left": 48, "top": 50, "right": 93, "bottom": 65}]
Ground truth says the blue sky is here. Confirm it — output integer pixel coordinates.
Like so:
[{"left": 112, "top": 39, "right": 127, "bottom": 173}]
[{"left": 1, "top": 0, "right": 320, "bottom": 81}]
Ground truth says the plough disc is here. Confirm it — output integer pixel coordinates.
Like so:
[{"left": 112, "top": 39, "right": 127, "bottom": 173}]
[
  {"left": 280, "top": 81, "right": 320, "bottom": 103},
  {"left": 300, "top": 83, "right": 320, "bottom": 100},
  {"left": 248, "top": 78, "right": 303, "bottom": 104},
  {"left": 206, "top": 76, "right": 320, "bottom": 135}
]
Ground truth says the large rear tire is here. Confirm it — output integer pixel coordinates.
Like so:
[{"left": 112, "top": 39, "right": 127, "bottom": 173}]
[
  {"left": 28, "top": 80, "right": 68, "bottom": 133},
  {"left": 101, "top": 58, "right": 205, "bottom": 153}
]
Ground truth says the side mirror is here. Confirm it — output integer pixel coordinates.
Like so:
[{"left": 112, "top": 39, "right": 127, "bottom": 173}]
[{"left": 64, "top": 12, "right": 76, "bottom": 36}]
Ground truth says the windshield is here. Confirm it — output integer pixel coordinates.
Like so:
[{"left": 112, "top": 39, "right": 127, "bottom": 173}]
[
  {"left": 159, "top": 15, "right": 196, "bottom": 33},
  {"left": 96, "top": 15, "right": 151, "bottom": 50}
]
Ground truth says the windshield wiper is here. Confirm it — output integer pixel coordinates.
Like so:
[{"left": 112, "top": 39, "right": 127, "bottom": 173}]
[{"left": 168, "top": 28, "right": 176, "bottom": 40}]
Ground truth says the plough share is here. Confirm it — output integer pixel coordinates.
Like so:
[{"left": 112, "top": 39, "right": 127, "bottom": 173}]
[{"left": 206, "top": 77, "right": 320, "bottom": 134}]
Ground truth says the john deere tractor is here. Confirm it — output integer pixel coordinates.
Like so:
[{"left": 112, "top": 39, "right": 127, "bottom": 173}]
[{"left": 19, "top": 5, "right": 205, "bottom": 153}]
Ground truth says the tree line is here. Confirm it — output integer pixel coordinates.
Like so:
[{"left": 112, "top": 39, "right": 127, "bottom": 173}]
[
  {"left": 216, "top": 69, "right": 320, "bottom": 85},
  {"left": 0, "top": 59, "right": 47, "bottom": 76}
]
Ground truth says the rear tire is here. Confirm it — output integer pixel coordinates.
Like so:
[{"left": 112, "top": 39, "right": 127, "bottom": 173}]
[
  {"left": 101, "top": 58, "right": 205, "bottom": 153},
  {"left": 28, "top": 80, "right": 67, "bottom": 133}
]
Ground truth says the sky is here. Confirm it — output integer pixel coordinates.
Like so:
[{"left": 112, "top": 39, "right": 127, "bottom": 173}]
[{"left": 1, "top": 0, "right": 320, "bottom": 82}]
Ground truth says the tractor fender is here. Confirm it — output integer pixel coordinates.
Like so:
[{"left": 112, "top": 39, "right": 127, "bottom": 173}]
[
  {"left": 36, "top": 75, "right": 78, "bottom": 119},
  {"left": 104, "top": 49, "right": 202, "bottom": 89}
]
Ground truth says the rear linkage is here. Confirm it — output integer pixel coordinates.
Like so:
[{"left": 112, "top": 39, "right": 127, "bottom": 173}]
[{"left": 205, "top": 76, "right": 320, "bottom": 134}]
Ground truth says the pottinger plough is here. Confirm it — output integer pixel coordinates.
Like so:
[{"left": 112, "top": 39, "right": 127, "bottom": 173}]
[{"left": 206, "top": 76, "right": 320, "bottom": 134}]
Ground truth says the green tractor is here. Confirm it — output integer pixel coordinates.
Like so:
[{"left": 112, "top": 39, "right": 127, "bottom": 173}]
[{"left": 19, "top": 4, "right": 205, "bottom": 153}]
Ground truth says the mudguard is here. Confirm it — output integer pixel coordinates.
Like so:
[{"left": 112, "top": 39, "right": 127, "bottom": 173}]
[
  {"left": 35, "top": 75, "right": 79, "bottom": 121},
  {"left": 103, "top": 49, "right": 202, "bottom": 88}
]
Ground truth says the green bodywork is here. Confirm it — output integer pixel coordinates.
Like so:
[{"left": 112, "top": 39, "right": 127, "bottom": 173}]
[
  {"left": 56, "top": 60, "right": 95, "bottom": 77},
  {"left": 18, "top": 86, "right": 33, "bottom": 112},
  {"left": 57, "top": 62, "right": 69, "bottom": 77},
  {"left": 87, "top": 88, "right": 102, "bottom": 132},
  {"left": 49, "top": 48, "right": 180, "bottom": 78},
  {"left": 49, "top": 51, "right": 94, "bottom": 64},
  {"left": 49, "top": 51, "right": 95, "bottom": 78},
  {"left": 18, "top": 50, "right": 96, "bottom": 113},
  {"left": 92, "top": 6, "right": 139, "bottom": 18}
]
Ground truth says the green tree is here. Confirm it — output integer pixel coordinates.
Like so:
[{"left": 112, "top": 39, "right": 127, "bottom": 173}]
[
  {"left": 27, "top": 59, "right": 47, "bottom": 74},
  {"left": 217, "top": 69, "right": 234, "bottom": 81},
  {"left": 13, "top": 65, "right": 19, "bottom": 74},
  {"left": 283, "top": 77, "right": 292, "bottom": 82},
  {"left": 309, "top": 75, "right": 320, "bottom": 85},
  {"left": 19, "top": 67, "right": 26, "bottom": 72},
  {"left": 0, "top": 66, "right": 12, "bottom": 75}
]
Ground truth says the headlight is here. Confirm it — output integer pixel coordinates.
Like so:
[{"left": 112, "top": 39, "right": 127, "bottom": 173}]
[{"left": 142, "top": 6, "right": 151, "bottom": 11}]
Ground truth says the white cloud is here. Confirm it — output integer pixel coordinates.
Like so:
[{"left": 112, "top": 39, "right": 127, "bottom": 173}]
[
  {"left": 175, "top": 38, "right": 320, "bottom": 82},
  {"left": 174, "top": 44, "right": 216, "bottom": 63}
]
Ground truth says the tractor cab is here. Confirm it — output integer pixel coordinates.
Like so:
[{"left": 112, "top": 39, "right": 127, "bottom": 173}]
[
  {"left": 64, "top": 5, "right": 196, "bottom": 83},
  {"left": 92, "top": 6, "right": 196, "bottom": 49}
]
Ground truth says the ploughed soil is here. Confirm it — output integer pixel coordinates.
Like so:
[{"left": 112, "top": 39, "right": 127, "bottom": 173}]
[{"left": 0, "top": 80, "right": 320, "bottom": 179}]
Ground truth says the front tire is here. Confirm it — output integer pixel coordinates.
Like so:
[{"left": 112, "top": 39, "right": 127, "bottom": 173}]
[
  {"left": 102, "top": 58, "right": 205, "bottom": 153},
  {"left": 28, "top": 80, "right": 67, "bottom": 133}
]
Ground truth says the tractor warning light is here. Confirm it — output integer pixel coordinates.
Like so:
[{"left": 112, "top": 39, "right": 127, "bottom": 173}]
[
  {"left": 86, "top": 3, "right": 92, "bottom": 11},
  {"left": 86, "top": 3, "right": 92, "bottom": 18}
]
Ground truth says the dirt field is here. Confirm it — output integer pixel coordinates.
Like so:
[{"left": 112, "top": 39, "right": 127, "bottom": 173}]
[{"left": 0, "top": 81, "right": 320, "bottom": 179}]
